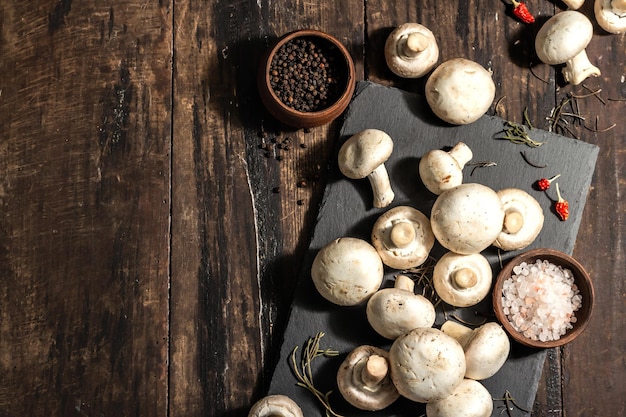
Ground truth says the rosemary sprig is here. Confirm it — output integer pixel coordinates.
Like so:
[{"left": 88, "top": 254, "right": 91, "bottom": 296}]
[
  {"left": 499, "top": 121, "right": 544, "bottom": 147},
  {"left": 495, "top": 390, "right": 530, "bottom": 416},
  {"left": 290, "top": 332, "right": 343, "bottom": 417},
  {"left": 467, "top": 161, "right": 498, "bottom": 176}
]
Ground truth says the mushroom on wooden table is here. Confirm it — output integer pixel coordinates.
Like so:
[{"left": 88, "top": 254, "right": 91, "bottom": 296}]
[
  {"left": 336, "top": 345, "right": 399, "bottom": 411},
  {"left": 595, "top": 0, "right": 626, "bottom": 34},
  {"left": 419, "top": 142, "right": 473, "bottom": 195},
  {"left": 248, "top": 395, "right": 304, "bottom": 417},
  {"left": 535, "top": 10, "right": 601, "bottom": 85},
  {"left": 441, "top": 321, "right": 511, "bottom": 381},
  {"left": 366, "top": 274, "right": 436, "bottom": 340},
  {"left": 311, "top": 237, "right": 384, "bottom": 306},
  {"left": 425, "top": 58, "right": 496, "bottom": 125},
  {"left": 370, "top": 205, "right": 435, "bottom": 269},
  {"left": 338, "top": 129, "right": 395, "bottom": 208},
  {"left": 384, "top": 22, "right": 439, "bottom": 78},
  {"left": 433, "top": 251, "right": 493, "bottom": 308}
]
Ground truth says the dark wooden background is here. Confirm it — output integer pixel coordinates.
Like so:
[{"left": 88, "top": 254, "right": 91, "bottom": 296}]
[{"left": 1, "top": 1, "right": 624, "bottom": 416}]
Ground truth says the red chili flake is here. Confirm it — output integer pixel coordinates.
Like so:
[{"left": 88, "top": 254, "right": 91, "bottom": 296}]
[
  {"left": 511, "top": 0, "right": 535, "bottom": 24},
  {"left": 536, "top": 174, "right": 561, "bottom": 191},
  {"left": 555, "top": 183, "right": 569, "bottom": 221}
]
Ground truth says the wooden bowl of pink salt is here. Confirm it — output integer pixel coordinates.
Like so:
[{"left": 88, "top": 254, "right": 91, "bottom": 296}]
[{"left": 493, "top": 248, "right": 595, "bottom": 349}]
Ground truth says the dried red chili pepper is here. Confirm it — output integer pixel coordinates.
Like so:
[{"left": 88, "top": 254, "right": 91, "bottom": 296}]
[
  {"left": 555, "top": 183, "right": 569, "bottom": 221},
  {"left": 511, "top": 0, "right": 535, "bottom": 24},
  {"left": 536, "top": 174, "right": 561, "bottom": 191}
]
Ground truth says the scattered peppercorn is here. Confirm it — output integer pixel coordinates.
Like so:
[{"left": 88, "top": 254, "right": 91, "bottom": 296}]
[
  {"left": 297, "top": 199, "right": 305, "bottom": 206},
  {"left": 269, "top": 37, "right": 346, "bottom": 113},
  {"left": 536, "top": 174, "right": 561, "bottom": 191},
  {"left": 554, "top": 183, "right": 570, "bottom": 221}
]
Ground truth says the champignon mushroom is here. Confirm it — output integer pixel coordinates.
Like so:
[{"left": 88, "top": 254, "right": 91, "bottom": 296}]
[
  {"left": 370, "top": 206, "right": 435, "bottom": 269},
  {"left": 338, "top": 129, "right": 395, "bottom": 209},
  {"left": 595, "top": 0, "right": 626, "bottom": 34},
  {"left": 336, "top": 345, "right": 400, "bottom": 411},
  {"left": 441, "top": 321, "right": 511, "bottom": 381},
  {"left": 430, "top": 183, "right": 505, "bottom": 255},
  {"left": 425, "top": 379, "right": 494, "bottom": 417},
  {"left": 366, "top": 275, "right": 436, "bottom": 340},
  {"left": 562, "top": 0, "right": 585, "bottom": 9},
  {"left": 493, "top": 188, "right": 544, "bottom": 251},
  {"left": 389, "top": 327, "right": 466, "bottom": 403},
  {"left": 311, "top": 237, "right": 384, "bottom": 306},
  {"left": 384, "top": 23, "right": 439, "bottom": 78},
  {"left": 419, "top": 142, "right": 473, "bottom": 195},
  {"left": 248, "top": 394, "right": 304, "bottom": 417},
  {"left": 535, "top": 11, "right": 601, "bottom": 85},
  {"left": 425, "top": 58, "right": 496, "bottom": 125},
  {"left": 433, "top": 252, "right": 493, "bottom": 308}
]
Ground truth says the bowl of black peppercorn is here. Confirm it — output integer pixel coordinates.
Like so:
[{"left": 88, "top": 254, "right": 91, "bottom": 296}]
[{"left": 258, "top": 29, "right": 356, "bottom": 129}]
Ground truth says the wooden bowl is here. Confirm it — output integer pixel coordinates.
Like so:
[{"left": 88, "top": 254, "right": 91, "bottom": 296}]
[
  {"left": 257, "top": 29, "right": 356, "bottom": 128},
  {"left": 492, "top": 248, "right": 594, "bottom": 349}
]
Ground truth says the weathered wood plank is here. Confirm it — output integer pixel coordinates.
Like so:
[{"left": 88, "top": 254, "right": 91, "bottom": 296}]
[{"left": 0, "top": 1, "right": 172, "bottom": 415}]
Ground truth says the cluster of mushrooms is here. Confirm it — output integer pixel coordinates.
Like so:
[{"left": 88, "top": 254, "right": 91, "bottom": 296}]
[{"left": 297, "top": 133, "right": 545, "bottom": 417}]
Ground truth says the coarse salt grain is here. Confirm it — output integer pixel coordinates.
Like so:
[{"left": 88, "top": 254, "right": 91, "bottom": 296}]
[{"left": 501, "top": 259, "right": 582, "bottom": 342}]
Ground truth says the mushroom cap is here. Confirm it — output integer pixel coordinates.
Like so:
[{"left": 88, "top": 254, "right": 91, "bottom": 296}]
[
  {"left": 433, "top": 252, "right": 493, "bottom": 308},
  {"left": 430, "top": 183, "right": 505, "bottom": 255},
  {"left": 389, "top": 327, "right": 466, "bottom": 403},
  {"left": 419, "top": 142, "right": 473, "bottom": 195},
  {"left": 595, "top": 0, "right": 626, "bottom": 34},
  {"left": 493, "top": 188, "right": 544, "bottom": 251},
  {"left": 366, "top": 287, "right": 436, "bottom": 339},
  {"left": 384, "top": 23, "right": 439, "bottom": 78},
  {"left": 248, "top": 394, "right": 304, "bottom": 417},
  {"left": 535, "top": 11, "right": 594, "bottom": 65},
  {"left": 336, "top": 345, "right": 400, "bottom": 411},
  {"left": 370, "top": 206, "right": 435, "bottom": 269},
  {"left": 425, "top": 379, "right": 493, "bottom": 417},
  {"left": 425, "top": 58, "right": 495, "bottom": 125},
  {"left": 311, "top": 237, "right": 384, "bottom": 306},
  {"left": 338, "top": 129, "right": 394, "bottom": 179}
]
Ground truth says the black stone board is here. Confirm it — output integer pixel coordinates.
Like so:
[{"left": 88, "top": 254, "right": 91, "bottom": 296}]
[{"left": 267, "top": 81, "right": 599, "bottom": 416}]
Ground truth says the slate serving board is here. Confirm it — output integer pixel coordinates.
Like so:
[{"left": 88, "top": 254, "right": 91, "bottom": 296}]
[{"left": 267, "top": 81, "right": 599, "bottom": 416}]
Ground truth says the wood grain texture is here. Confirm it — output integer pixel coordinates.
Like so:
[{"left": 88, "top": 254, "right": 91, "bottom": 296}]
[
  {"left": 0, "top": 1, "right": 624, "bottom": 416},
  {"left": 0, "top": 0, "right": 171, "bottom": 415}
]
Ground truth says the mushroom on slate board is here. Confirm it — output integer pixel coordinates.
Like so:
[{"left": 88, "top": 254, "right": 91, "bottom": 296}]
[
  {"left": 419, "top": 142, "right": 473, "bottom": 195},
  {"left": 493, "top": 188, "right": 544, "bottom": 251},
  {"left": 433, "top": 251, "right": 493, "bottom": 308},
  {"left": 247, "top": 395, "right": 304, "bottom": 417},
  {"left": 425, "top": 379, "right": 494, "bottom": 417}
]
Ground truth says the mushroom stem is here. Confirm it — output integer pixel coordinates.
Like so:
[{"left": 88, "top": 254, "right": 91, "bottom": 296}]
[
  {"left": 368, "top": 164, "right": 395, "bottom": 208},
  {"left": 503, "top": 211, "right": 524, "bottom": 234},
  {"left": 453, "top": 268, "right": 478, "bottom": 289},
  {"left": 440, "top": 320, "right": 474, "bottom": 348},
  {"left": 563, "top": 49, "right": 601, "bottom": 85},
  {"left": 448, "top": 142, "right": 473, "bottom": 168},
  {"left": 394, "top": 274, "right": 416, "bottom": 293},
  {"left": 389, "top": 220, "right": 416, "bottom": 248},
  {"left": 361, "top": 355, "right": 389, "bottom": 388},
  {"left": 401, "top": 32, "right": 429, "bottom": 57}
]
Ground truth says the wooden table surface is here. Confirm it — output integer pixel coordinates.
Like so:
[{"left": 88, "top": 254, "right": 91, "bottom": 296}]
[{"left": 1, "top": 1, "right": 624, "bottom": 416}]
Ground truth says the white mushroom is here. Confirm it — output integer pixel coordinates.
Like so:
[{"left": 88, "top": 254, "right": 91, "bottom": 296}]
[
  {"left": 366, "top": 275, "right": 436, "bottom": 340},
  {"left": 248, "top": 394, "right": 304, "bottom": 417},
  {"left": 430, "top": 183, "right": 505, "bottom": 255},
  {"left": 441, "top": 321, "right": 511, "bottom": 381},
  {"left": 425, "top": 379, "right": 494, "bottom": 417},
  {"left": 384, "top": 23, "right": 439, "bottom": 78},
  {"left": 419, "top": 142, "right": 473, "bottom": 195},
  {"left": 595, "top": 0, "right": 626, "bottom": 34},
  {"left": 562, "top": 0, "right": 585, "bottom": 9},
  {"left": 336, "top": 345, "right": 400, "bottom": 411},
  {"left": 370, "top": 206, "right": 435, "bottom": 269},
  {"left": 338, "top": 129, "right": 395, "bottom": 209},
  {"left": 535, "top": 11, "right": 601, "bottom": 85},
  {"left": 425, "top": 58, "right": 496, "bottom": 125},
  {"left": 311, "top": 237, "right": 384, "bottom": 306},
  {"left": 493, "top": 188, "right": 544, "bottom": 251},
  {"left": 389, "top": 327, "right": 466, "bottom": 403},
  {"left": 433, "top": 252, "right": 493, "bottom": 308}
]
